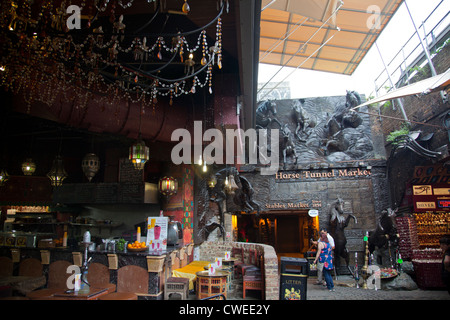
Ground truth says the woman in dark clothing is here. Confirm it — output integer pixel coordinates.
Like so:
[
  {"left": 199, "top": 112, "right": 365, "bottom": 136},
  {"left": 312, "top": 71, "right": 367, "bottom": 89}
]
[{"left": 439, "top": 236, "right": 450, "bottom": 295}]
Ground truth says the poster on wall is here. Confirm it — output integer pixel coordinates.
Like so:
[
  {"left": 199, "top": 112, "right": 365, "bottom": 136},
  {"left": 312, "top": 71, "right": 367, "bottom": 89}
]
[{"left": 146, "top": 217, "right": 168, "bottom": 254}]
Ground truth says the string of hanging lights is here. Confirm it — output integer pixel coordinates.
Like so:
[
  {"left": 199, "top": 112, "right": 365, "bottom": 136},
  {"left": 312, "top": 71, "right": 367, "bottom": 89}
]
[{"left": 0, "top": 0, "right": 228, "bottom": 112}]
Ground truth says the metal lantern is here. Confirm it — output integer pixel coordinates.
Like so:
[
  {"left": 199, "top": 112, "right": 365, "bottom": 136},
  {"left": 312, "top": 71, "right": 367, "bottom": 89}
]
[
  {"left": 81, "top": 153, "right": 100, "bottom": 182},
  {"left": 47, "top": 156, "right": 68, "bottom": 187},
  {"left": 129, "top": 137, "right": 149, "bottom": 170},
  {"left": 0, "top": 169, "right": 9, "bottom": 186},
  {"left": 224, "top": 175, "right": 239, "bottom": 194},
  {"left": 21, "top": 158, "right": 36, "bottom": 176},
  {"left": 158, "top": 176, "right": 178, "bottom": 196},
  {"left": 207, "top": 174, "right": 217, "bottom": 188}
]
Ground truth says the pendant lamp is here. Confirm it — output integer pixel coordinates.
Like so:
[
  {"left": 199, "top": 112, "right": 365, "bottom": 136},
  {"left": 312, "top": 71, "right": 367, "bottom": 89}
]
[
  {"left": 158, "top": 176, "right": 178, "bottom": 196},
  {"left": 21, "top": 158, "right": 36, "bottom": 175},
  {"left": 47, "top": 156, "right": 68, "bottom": 187},
  {"left": 129, "top": 136, "right": 149, "bottom": 170},
  {"left": 0, "top": 169, "right": 9, "bottom": 186},
  {"left": 82, "top": 153, "right": 100, "bottom": 182}
]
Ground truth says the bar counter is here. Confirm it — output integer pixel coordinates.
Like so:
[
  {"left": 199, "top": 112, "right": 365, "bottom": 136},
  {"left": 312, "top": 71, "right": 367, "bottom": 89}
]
[{"left": 0, "top": 244, "right": 192, "bottom": 300}]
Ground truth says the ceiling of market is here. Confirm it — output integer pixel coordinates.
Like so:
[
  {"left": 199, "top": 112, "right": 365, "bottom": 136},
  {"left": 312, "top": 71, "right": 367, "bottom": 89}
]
[{"left": 259, "top": 0, "right": 404, "bottom": 75}]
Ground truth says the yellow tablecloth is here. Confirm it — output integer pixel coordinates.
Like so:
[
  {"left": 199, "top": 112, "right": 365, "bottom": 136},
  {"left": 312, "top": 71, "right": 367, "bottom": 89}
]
[{"left": 172, "top": 261, "right": 211, "bottom": 290}]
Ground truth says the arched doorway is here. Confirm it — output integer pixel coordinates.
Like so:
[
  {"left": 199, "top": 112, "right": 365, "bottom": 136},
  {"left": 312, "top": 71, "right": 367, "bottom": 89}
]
[{"left": 234, "top": 211, "right": 319, "bottom": 258}]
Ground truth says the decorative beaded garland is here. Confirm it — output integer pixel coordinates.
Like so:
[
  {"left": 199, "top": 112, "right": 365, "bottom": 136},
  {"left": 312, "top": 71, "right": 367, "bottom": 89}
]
[{"left": 0, "top": 0, "right": 228, "bottom": 113}]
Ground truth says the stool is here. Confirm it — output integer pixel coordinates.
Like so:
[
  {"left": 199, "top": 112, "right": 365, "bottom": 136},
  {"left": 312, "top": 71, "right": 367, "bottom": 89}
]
[
  {"left": 165, "top": 277, "right": 189, "bottom": 300},
  {"left": 98, "top": 292, "right": 137, "bottom": 300}
]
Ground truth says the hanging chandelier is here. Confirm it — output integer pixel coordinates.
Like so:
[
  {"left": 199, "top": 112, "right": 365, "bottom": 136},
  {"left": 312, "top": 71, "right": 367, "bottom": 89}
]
[
  {"left": 47, "top": 156, "right": 68, "bottom": 187},
  {"left": 81, "top": 153, "right": 100, "bottom": 182},
  {"left": 21, "top": 158, "right": 36, "bottom": 176},
  {"left": 0, "top": 0, "right": 228, "bottom": 111},
  {"left": 158, "top": 176, "right": 178, "bottom": 196},
  {"left": 129, "top": 137, "right": 149, "bottom": 170}
]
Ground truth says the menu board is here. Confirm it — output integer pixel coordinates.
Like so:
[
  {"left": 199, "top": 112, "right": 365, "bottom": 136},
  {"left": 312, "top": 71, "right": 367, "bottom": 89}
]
[{"left": 146, "top": 217, "right": 168, "bottom": 254}]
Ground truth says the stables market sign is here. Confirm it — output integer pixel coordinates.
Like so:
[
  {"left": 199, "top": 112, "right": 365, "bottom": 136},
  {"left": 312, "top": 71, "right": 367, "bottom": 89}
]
[{"left": 275, "top": 168, "right": 372, "bottom": 181}]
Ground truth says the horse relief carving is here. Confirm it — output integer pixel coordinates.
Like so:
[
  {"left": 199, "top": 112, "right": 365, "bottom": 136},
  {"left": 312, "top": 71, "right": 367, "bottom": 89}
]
[{"left": 256, "top": 91, "right": 374, "bottom": 165}]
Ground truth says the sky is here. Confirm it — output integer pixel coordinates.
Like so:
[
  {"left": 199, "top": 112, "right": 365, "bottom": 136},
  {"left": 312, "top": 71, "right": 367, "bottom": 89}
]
[{"left": 257, "top": 0, "right": 449, "bottom": 100}]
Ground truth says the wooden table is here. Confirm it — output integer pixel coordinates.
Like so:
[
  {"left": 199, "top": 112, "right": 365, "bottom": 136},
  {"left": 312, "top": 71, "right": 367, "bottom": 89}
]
[
  {"left": 195, "top": 270, "right": 229, "bottom": 300},
  {"left": 172, "top": 261, "right": 211, "bottom": 291},
  {"left": 51, "top": 287, "right": 109, "bottom": 300}
]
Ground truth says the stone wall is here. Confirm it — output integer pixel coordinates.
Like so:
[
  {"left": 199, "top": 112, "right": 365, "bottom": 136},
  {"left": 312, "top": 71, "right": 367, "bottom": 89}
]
[{"left": 196, "top": 241, "right": 279, "bottom": 300}]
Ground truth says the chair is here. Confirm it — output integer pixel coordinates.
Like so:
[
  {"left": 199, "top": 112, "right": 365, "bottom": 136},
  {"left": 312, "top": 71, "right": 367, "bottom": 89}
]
[
  {"left": 98, "top": 265, "right": 145, "bottom": 300},
  {"left": 243, "top": 253, "right": 264, "bottom": 299},
  {"left": 242, "top": 250, "right": 260, "bottom": 276},
  {"left": 27, "top": 260, "right": 72, "bottom": 300},
  {"left": 236, "top": 249, "right": 258, "bottom": 277},
  {"left": 0, "top": 257, "right": 13, "bottom": 277},
  {"left": 231, "top": 247, "right": 244, "bottom": 277},
  {"left": 86, "top": 262, "right": 116, "bottom": 294},
  {"left": 164, "top": 277, "right": 189, "bottom": 300},
  {"left": 19, "top": 258, "right": 43, "bottom": 277}
]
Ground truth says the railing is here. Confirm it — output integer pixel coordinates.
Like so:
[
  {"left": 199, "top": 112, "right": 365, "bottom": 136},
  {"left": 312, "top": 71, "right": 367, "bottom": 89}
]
[{"left": 373, "top": 0, "right": 450, "bottom": 96}]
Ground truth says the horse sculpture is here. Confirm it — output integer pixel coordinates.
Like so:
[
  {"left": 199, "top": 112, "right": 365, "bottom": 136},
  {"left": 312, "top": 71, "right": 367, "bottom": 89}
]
[
  {"left": 198, "top": 167, "right": 261, "bottom": 242},
  {"left": 329, "top": 196, "right": 357, "bottom": 275},
  {"left": 280, "top": 123, "right": 298, "bottom": 167},
  {"left": 368, "top": 208, "right": 399, "bottom": 255},
  {"left": 256, "top": 100, "right": 282, "bottom": 129},
  {"left": 327, "top": 90, "right": 363, "bottom": 136},
  {"left": 292, "top": 99, "right": 316, "bottom": 141}
]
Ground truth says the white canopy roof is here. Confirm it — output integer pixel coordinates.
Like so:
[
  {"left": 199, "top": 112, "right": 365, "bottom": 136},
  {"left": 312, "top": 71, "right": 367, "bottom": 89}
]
[{"left": 352, "top": 68, "right": 450, "bottom": 109}]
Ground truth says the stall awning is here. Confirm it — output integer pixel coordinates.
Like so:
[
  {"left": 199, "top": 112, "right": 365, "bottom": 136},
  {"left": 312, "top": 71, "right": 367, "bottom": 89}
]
[
  {"left": 260, "top": 0, "right": 404, "bottom": 75},
  {"left": 352, "top": 68, "right": 450, "bottom": 109}
]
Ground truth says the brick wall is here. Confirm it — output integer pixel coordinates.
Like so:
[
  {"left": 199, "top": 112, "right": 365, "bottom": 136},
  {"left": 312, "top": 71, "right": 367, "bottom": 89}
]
[{"left": 197, "top": 241, "right": 279, "bottom": 300}]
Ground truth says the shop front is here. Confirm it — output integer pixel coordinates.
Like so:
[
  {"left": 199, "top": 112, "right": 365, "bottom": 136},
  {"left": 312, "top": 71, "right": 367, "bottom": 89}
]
[{"left": 224, "top": 161, "right": 389, "bottom": 273}]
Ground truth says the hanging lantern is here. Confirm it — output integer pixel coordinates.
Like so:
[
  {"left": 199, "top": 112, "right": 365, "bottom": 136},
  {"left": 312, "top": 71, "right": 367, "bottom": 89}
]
[
  {"left": 224, "top": 175, "right": 239, "bottom": 194},
  {"left": 21, "top": 158, "right": 36, "bottom": 176},
  {"left": 158, "top": 176, "right": 178, "bottom": 196},
  {"left": 0, "top": 169, "right": 9, "bottom": 186},
  {"left": 47, "top": 156, "right": 68, "bottom": 187},
  {"left": 129, "top": 137, "right": 149, "bottom": 170},
  {"left": 81, "top": 153, "right": 100, "bottom": 182},
  {"left": 207, "top": 174, "right": 217, "bottom": 188}
]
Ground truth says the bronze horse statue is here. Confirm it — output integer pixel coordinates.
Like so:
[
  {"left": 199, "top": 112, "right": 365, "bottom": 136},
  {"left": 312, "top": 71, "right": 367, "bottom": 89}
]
[
  {"left": 198, "top": 167, "right": 260, "bottom": 242},
  {"left": 256, "top": 100, "right": 282, "bottom": 129},
  {"left": 329, "top": 196, "right": 357, "bottom": 275},
  {"left": 368, "top": 208, "right": 399, "bottom": 254}
]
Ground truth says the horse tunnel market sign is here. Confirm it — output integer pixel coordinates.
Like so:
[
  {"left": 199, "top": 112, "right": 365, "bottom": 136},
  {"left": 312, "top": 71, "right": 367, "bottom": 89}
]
[{"left": 275, "top": 168, "right": 372, "bottom": 181}]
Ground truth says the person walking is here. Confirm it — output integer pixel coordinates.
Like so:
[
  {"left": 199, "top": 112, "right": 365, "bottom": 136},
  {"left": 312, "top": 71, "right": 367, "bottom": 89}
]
[
  {"left": 312, "top": 229, "right": 335, "bottom": 285},
  {"left": 314, "top": 231, "right": 334, "bottom": 291}
]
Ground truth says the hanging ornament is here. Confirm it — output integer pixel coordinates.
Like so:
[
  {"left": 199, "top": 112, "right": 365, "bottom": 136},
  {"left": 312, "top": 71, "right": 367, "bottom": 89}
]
[
  {"left": 224, "top": 175, "right": 239, "bottom": 194},
  {"left": 182, "top": 0, "right": 190, "bottom": 13},
  {"left": 0, "top": 169, "right": 9, "bottom": 186},
  {"left": 129, "top": 136, "right": 150, "bottom": 170},
  {"left": 47, "top": 156, "right": 68, "bottom": 187},
  {"left": 207, "top": 174, "right": 217, "bottom": 188},
  {"left": 158, "top": 176, "right": 178, "bottom": 196},
  {"left": 21, "top": 158, "right": 36, "bottom": 176},
  {"left": 81, "top": 153, "right": 100, "bottom": 182}
]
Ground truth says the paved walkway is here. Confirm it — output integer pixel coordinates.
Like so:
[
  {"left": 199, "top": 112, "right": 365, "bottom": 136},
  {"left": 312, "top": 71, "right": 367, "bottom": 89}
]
[{"left": 306, "top": 276, "right": 449, "bottom": 300}]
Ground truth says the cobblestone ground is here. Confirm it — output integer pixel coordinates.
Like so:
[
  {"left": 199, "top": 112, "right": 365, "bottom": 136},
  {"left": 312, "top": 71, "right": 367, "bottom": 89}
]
[{"left": 306, "top": 276, "right": 450, "bottom": 300}]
